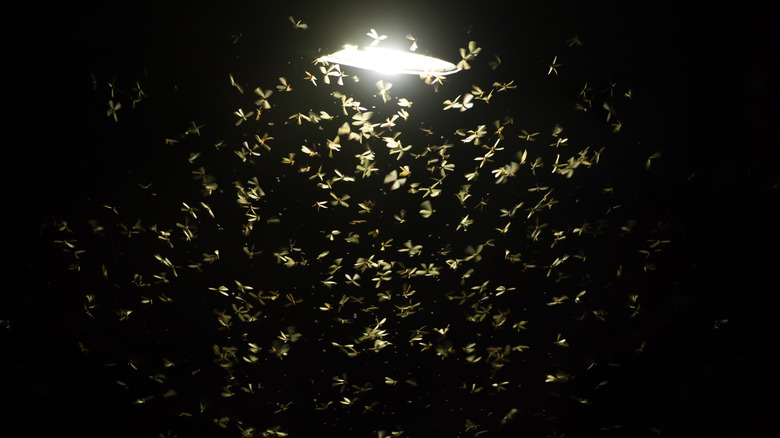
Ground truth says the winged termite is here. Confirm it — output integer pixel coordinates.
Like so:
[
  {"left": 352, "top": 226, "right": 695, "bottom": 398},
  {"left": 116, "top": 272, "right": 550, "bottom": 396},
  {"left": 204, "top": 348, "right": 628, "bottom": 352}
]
[
  {"left": 383, "top": 170, "right": 406, "bottom": 191},
  {"left": 106, "top": 100, "right": 121, "bottom": 122},
  {"left": 234, "top": 108, "right": 254, "bottom": 126},
  {"left": 518, "top": 130, "right": 539, "bottom": 142},
  {"left": 419, "top": 200, "right": 434, "bottom": 218},
  {"left": 376, "top": 80, "right": 392, "bottom": 103},
  {"left": 603, "top": 101, "right": 617, "bottom": 122},
  {"left": 326, "top": 136, "right": 342, "bottom": 158},
  {"left": 319, "top": 64, "right": 346, "bottom": 86},
  {"left": 300, "top": 144, "right": 320, "bottom": 157},
  {"left": 457, "top": 41, "right": 481, "bottom": 70},
  {"left": 303, "top": 71, "right": 317, "bottom": 86},
  {"left": 459, "top": 124, "right": 487, "bottom": 144},
  {"left": 548, "top": 55, "right": 561, "bottom": 76},
  {"left": 366, "top": 28, "right": 387, "bottom": 46},
  {"left": 329, "top": 192, "right": 350, "bottom": 207},
  {"left": 253, "top": 87, "right": 272, "bottom": 109},
  {"left": 380, "top": 114, "right": 399, "bottom": 129},
  {"left": 489, "top": 54, "right": 502, "bottom": 70},
  {"left": 567, "top": 34, "right": 583, "bottom": 47},
  {"left": 228, "top": 73, "right": 243, "bottom": 93},
  {"left": 331, "top": 66, "right": 348, "bottom": 85},
  {"left": 276, "top": 77, "right": 292, "bottom": 92},
  {"left": 443, "top": 95, "right": 461, "bottom": 111},
  {"left": 288, "top": 16, "right": 308, "bottom": 29},
  {"left": 185, "top": 121, "right": 205, "bottom": 136},
  {"left": 351, "top": 111, "right": 373, "bottom": 127},
  {"left": 288, "top": 112, "right": 310, "bottom": 125},
  {"left": 105, "top": 77, "right": 118, "bottom": 97},
  {"left": 456, "top": 215, "right": 473, "bottom": 231},
  {"left": 463, "top": 245, "right": 483, "bottom": 263},
  {"left": 646, "top": 151, "right": 662, "bottom": 169},
  {"left": 553, "top": 333, "right": 569, "bottom": 347},
  {"left": 268, "top": 340, "right": 290, "bottom": 359},
  {"left": 281, "top": 153, "right": 295, "bottom": 166},
  {"left": 339, "top": 95, "right": 365, "bottom": 114},
  {"left": 459, "top": 93, "right": 474, "bottom": 112}
]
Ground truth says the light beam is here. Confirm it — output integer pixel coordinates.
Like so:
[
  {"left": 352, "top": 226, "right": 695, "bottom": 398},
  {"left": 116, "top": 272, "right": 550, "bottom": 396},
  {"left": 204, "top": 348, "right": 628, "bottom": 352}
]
[{"left": 318, "top": 45, "right": 460, "bottom": 76}]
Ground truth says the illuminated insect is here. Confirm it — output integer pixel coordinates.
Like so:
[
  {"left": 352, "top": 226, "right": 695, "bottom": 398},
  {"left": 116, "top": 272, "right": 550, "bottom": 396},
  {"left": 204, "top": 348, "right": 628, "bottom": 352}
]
[
  {"left": 518, "top": 130, "right": 539, "bottom": 141},
  {"left": 107, "top": 77, "right": 117, "bottom": 97},
  {"left": 456, "top": 215, "right": 473, "bottom": 231},
  {"left": 253, "top": 87, "right": 272, "bottom": 109},
  {"left": 397, "top": 241, "right": 422, "bottom": 258},
  {"left": 489, "top": 54, "right": 502, "bottom": 70},
  {"left": 324, "top": 136, "right": 342, "bottom": 158},
  {"left": 129, "top": 80, "right": 145, "bottom": 107},
  {"left": 603, "top": 101, "right": 617, "bottom": 122},
  {"left": 384, "top": 136, "right": 411, "bottom": 159},
  {"left": 276, "top": 77, "right": 292, "bottom": 92},
  {"left": 303, "top": 71, "right": 317, "bottom": 86},
  {"left": 493, "top": 80, "right": 516, "bottom": 92},
  {"left": 288, "top": 16, "right": 307, "bottom": 29},
  {"left": 548, "top": 55, "right": 561, "bottom": 76},
  {"left": 281, "top": 153, "right": 295, "bottom": 166},
  {"left": 380, "top": 114, "right": 399, "bottom": 129},
  {"left": 646, "top": 151, "right": 662, "bottom": 169},
  {"left": 106, "top": 100, "right": 121, "bottom": 122},
  {"left": 457, "top": 41, "right": 482, "bottom": 70},
  {"left": 383, "top": 170, "right": 406, "bottom": 190},
  {"left": 553, "top": 333, "right": 569, "bottom": 347},
  {"left": 459, "top": 93, "right": 474, "bottom": 112},
  {"left": 351, "top": 111, "right": 373, "bottom": 128},
  {"left": 459, "top": 124, "right": 487, "bottom": 144},
  {"left": 300, "top": 144, "right": 319, "bottom": 157},
  {"left": 228, "top": 73, "right": 243, "bottom": 93},
  {"left": 233, "top": 108, "right": 254, "bottom": 126},
  {"left": 376, "top": 80, "right": 392, "bottom": 103},
  {"left": 345, "top": 273, "right": 361, "bottom": 287},
  {"left": 329, "top": 191, "right": 350, "bottom": 207},
  {"left": 288, "top": 112, "right": 311, "bottom": 125},
  {"left": 366, "top": 28, "right": 387, "bottom": 46},
  {"left": 443, "top": 95, "right": 462, "bottom": 111},
  {"left": 406, "top": 34, "right": 418, "bottom": 51},
  {"left": 419, "top": 200, "right": 434, "bottom": 218}
]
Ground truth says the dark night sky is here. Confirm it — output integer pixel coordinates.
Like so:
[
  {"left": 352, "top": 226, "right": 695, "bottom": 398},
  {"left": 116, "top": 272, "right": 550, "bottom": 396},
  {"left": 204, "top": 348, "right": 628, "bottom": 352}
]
[{"left": 2, "top": 1, "right": 779, "bottom": 437}]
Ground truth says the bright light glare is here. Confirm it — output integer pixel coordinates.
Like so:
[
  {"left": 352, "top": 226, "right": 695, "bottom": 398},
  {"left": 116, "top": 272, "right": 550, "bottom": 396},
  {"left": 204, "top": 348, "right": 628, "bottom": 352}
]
[{"left": 318, "top": 45, "right": 460, "bottom": 76}]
